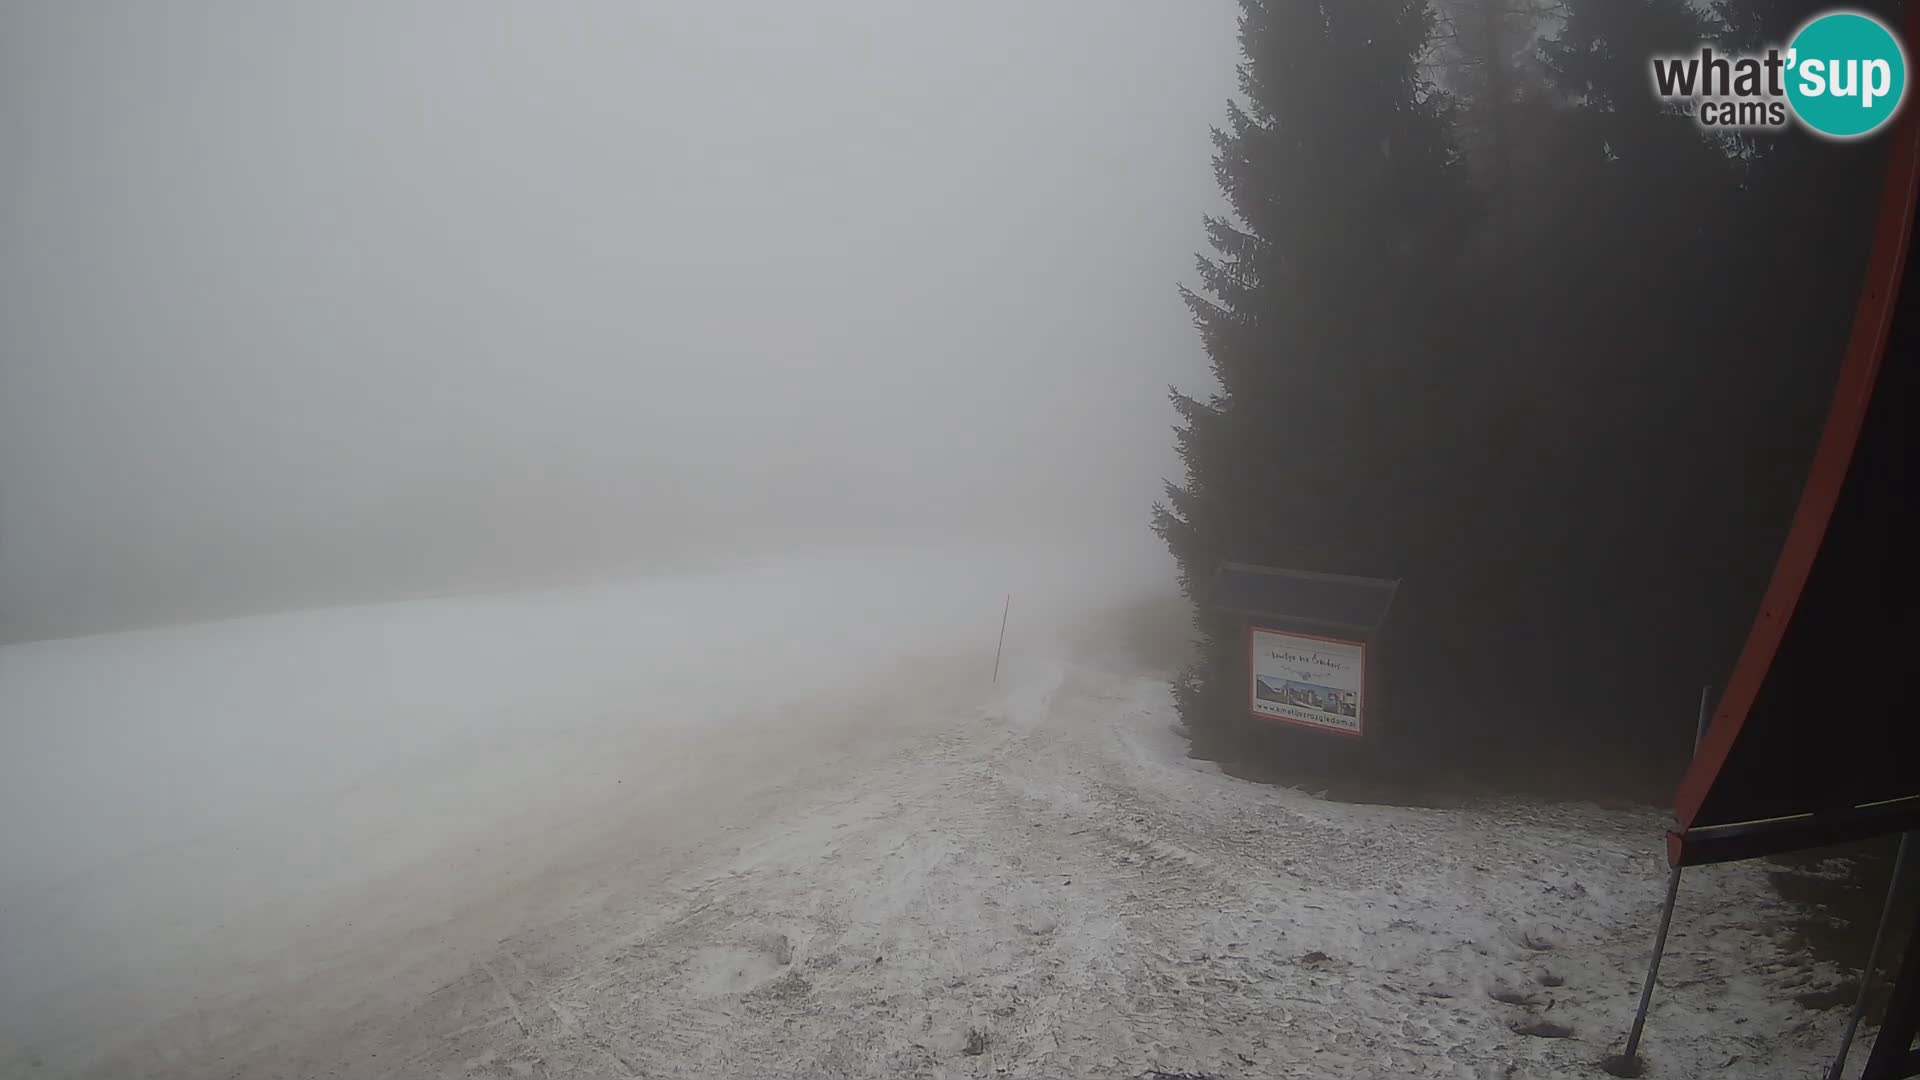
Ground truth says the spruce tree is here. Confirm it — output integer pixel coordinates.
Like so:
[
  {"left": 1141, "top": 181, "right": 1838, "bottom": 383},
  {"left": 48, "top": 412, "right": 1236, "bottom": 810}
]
[
  {"left": 1466, "top": 0, "right": 1755, "bottom": 756},
  {"left": 1482, "top": 0, "right": 1872, "bottom": 757},
  {"left": 1154, "top": 0, "right": 1466, "bottom": 742}
]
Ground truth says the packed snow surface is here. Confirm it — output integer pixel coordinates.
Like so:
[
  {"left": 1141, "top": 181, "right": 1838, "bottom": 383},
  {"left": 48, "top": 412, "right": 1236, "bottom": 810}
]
[{"left": 0, "top": 541, "right": 1860, "bottom": 1078}]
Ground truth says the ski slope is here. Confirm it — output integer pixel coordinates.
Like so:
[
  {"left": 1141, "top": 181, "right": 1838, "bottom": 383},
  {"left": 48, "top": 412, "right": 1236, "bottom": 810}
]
[{"left": 0, "top": 539, "right": 1860, "bottom": 1078}]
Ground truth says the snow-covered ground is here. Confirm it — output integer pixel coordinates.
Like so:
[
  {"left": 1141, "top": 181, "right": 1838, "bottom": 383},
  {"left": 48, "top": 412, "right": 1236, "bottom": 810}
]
[{"left": 0, "top": 540, "right": 1861, "bottom": 1079}]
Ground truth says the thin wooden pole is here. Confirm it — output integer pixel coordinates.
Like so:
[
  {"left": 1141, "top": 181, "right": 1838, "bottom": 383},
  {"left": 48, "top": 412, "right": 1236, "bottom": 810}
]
[{"left": 992, "top": 595, "right": 1010, "bottom": 684}]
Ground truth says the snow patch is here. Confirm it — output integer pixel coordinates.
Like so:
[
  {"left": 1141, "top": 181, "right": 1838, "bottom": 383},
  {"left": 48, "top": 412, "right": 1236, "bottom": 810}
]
[{"left": 0, "top": 537, "right": 1857, "bottom": 1079}]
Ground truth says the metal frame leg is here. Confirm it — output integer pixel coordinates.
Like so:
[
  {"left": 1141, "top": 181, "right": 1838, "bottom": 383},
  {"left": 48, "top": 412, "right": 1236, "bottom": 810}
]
[
  {"left": 1606, "top": 687, "right": 1711, "bottom": 1076},
  {"left": 1860, "top": 832, "right": 1920, "bottom": 1080},
  {"left": 1622, "top": 866, "right": 1685, "bottom": 1064},
  {"left": 1832, "top": 831, "right": 1914, "bottom": 1079}
]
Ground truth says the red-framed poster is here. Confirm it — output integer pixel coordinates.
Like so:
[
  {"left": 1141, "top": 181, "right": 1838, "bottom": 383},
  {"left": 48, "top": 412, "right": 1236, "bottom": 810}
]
[{"left": 1246, "top": 624, "right": 1366, "bottom": 737}]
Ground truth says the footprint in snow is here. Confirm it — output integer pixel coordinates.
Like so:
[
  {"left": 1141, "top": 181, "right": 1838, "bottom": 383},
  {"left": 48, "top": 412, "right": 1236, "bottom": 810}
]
[
  {"left": 1512, "top": 1018, "right": 1575, "bottom": 1039},
  {"left": 1016, "top": 915, "right": 1060, "bottom": 936}
]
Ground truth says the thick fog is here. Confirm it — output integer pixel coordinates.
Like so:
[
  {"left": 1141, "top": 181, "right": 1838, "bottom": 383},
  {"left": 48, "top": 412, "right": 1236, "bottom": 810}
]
[
  {"left": 0, "top": 2, "right": 1236, "bottom": 643},
  {"left": 2, "top": 11, "right": 1229, "bottom": 1067}
]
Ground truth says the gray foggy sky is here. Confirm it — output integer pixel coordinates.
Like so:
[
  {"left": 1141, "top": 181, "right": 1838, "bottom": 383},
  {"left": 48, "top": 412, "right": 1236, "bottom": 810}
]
[{"left": 0, "top": 2, "right": 1237, "bottom": 641}]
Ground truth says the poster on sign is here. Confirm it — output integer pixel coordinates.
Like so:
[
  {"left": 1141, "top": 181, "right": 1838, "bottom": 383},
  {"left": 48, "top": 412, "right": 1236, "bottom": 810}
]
[{"left": 1248, "top": 627, "right": 1365, "bottom": 736}]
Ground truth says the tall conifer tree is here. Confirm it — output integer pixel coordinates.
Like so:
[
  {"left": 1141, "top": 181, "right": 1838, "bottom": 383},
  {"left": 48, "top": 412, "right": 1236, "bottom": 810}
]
[{"left": 1154, "top": 0, "right": 1465, "bottom": 734}]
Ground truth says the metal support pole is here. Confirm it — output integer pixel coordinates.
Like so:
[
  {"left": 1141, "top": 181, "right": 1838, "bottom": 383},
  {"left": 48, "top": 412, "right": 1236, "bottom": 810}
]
[
  {"left": 1622, "top": 864, "right": 1686, "bottom": 1064},
  {"left": 1610, "top": 688, "right": 1714, "bottom": 1074},
  {"left": 1829, "top": 831, "right": 1917, "bottom": 1080}
]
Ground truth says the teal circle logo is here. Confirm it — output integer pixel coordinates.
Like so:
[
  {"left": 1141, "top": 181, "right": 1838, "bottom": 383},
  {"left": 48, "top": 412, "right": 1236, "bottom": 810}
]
[{"left": 1786, "top": 11, "right": 1908, "bottom": 138}]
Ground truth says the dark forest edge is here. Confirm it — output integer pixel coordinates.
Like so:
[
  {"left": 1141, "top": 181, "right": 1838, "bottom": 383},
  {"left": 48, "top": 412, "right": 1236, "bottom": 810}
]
[{"left": 1153, "top": 0, "right": 1894, "bottom": 790}]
